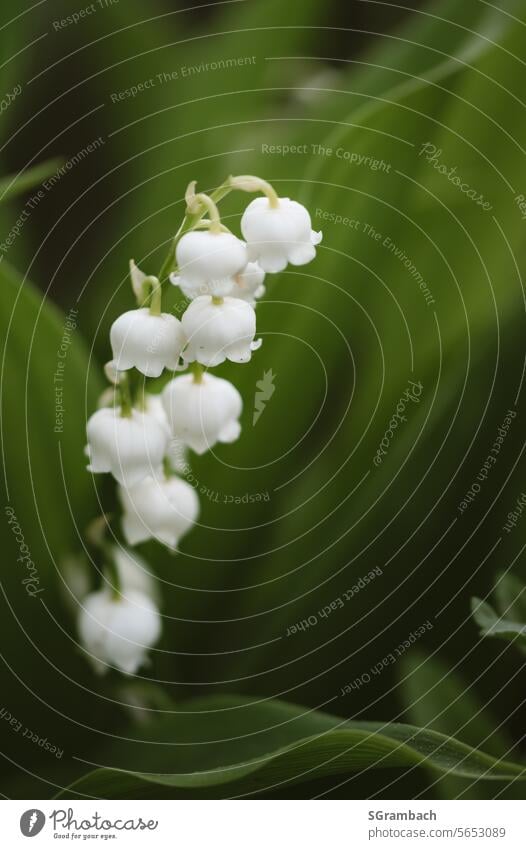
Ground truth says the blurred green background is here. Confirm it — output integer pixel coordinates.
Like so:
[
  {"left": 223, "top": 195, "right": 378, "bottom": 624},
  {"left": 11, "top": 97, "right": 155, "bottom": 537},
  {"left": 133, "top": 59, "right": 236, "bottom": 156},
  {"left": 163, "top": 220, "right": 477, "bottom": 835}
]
[{"left": 1, "top": 0, "right": 526, "bottom": 799}]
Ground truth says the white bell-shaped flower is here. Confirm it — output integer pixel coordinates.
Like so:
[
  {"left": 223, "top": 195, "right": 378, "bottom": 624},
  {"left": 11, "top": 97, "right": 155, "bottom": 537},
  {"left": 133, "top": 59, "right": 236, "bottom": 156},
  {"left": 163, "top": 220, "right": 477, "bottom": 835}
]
[
  {"left": 232, "top": 261, "right": 266, "bottom": 306},
  {"left": 142, "top": 393, "right": 189, "bottom": 472},
  {"left": 110, "top": 307, "right": 185, "bottom": 378},
  {"left": 166, "top": 436, "right": 190, "bottom": 474},
  {"left": 118, "top": 474, "right": 199, "bottom": 549},
  {"left": 241, "top": 196, "right": 322, "bottom": 272},
  {"left": 140, "top": 392, "right": 189, "bottom": 475},
  {"left": 181, "top": 295, "right": 260, "bottom": 367},
  {"left": 142, "top": 392, "right": 171, "bottom": 437},
  {"left": 86, "top": 407, "right": 168, "bottom": 487},
  {"left": 112, "top": 545, "right": 159, "bottom": 602},
  {"left": 162, "top": 372, "right": 242, "bottom": 455},
  {"left": 173, "top": 230, "right": 248, "bottom": 298},
  {"left": 78, "top": 588, "right": 161, "bottom": 675}
]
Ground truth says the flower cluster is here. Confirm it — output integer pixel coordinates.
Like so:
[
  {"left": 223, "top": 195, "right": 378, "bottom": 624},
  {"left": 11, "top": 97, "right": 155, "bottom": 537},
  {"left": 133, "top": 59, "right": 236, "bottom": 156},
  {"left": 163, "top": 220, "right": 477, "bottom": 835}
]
[{"left": 80, "top": 175, "right": 321, "bottom": 675}]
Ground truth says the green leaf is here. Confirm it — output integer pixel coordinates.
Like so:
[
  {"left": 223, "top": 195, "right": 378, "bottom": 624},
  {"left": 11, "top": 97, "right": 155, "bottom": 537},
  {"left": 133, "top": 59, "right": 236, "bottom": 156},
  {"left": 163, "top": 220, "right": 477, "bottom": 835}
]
[
  {"left": 494, "top": 573, "right": 526, "bottom": 623},
  {"left": 471, "top": 597, "right": 526, "bottom": 651},
  {"left": 399, "top": 650, "right": 516, "bottom": 798},
  {"left": 0, "top": 260, "right": 117, "bottom": 768},
  {"left": 0, "top": 159, "right": 65, "bottom": 203},
  {"left": 56, "top": 695, "right": 526, "bottom": 798},
  {"left": 173, "top": 0, "right": 526, "bottom": 694}
]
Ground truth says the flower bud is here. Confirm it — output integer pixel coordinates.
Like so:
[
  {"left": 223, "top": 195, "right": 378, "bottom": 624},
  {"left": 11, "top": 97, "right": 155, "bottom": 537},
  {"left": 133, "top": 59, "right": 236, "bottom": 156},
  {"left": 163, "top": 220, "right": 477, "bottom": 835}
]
[
  {"left": 110, "top": 308, "right": 185, "bottom": 378},
  {"left": 78, "top": 588, "right": 161, "bottom": 675},
  {"left": 181, "top": 295, "right": 261, "bottom": 367},
  {"left": 241, "top": 196, "right": 322, "bottom": 272},
  {"left": 162, "top": 372, "right": 242, "bottom": 454},
  {"left": 85, "top": 407, "right": 168, "bottom": 487},
  {"left": 173, "top": 230, "right": 248, "bottom": 298},
  {"left": 118, "top": 475, "right": 199, "bottom": 549}
]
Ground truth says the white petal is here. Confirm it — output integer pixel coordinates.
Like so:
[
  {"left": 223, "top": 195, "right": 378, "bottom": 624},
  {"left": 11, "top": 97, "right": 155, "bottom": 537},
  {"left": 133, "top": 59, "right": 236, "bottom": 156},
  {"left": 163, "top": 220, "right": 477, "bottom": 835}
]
[
  {"left": 240, "top": 196, "right": 321, "bottom": 271},
  {"left": 110, "top": 308, "right": 185, "bottom": 377},
  {"left": 86, "top": 407, "right": 168, "bottom": 486},
  {"left": 78, "top": 589, "right": 161, "bottom": 675},
  {"left": 118, "top": 475, "right": 199, "bottom": 550},
  {"left": 175, "top": 231, "right": 248, "bottom": 298},
  {"left": 181, "top": 296, "right": 257, "bottom": 367},
  {"left": 162, "top": 373, "right": 242, "bottom": 454},
  {"left": 218, "top": 420, "right": 241, "bottom": 444}
]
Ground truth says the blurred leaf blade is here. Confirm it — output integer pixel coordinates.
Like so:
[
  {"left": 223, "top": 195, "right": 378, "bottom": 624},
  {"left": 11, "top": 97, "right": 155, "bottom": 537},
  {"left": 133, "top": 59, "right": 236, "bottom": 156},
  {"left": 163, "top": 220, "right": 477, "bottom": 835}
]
[
  {"left": 471, "top": 598, "right": 523, "bottom": 637},
  {"left": 0, "top": 260, "right": 116, "bottom": 773},
  {"left": 399, "top": 650, "right": 517, "bottom": 798},
  {"left": 57, "top": 695, "right": 526, "bottom": 799},
  {"left": 0, "top": 158, "right": 65, "bottom": 204}
]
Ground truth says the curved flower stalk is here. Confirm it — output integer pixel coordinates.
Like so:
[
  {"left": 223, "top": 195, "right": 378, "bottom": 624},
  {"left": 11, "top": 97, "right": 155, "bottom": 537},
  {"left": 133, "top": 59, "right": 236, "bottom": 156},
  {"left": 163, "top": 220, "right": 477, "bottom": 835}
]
[{"left": 80, "top": 173, "right": 321, "bottom": 674}]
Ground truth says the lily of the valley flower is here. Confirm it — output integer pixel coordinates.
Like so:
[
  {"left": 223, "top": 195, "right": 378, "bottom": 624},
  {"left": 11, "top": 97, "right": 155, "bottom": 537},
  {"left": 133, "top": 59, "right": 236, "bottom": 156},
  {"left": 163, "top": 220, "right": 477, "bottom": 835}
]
[
  {"left": 232, "top": 261, "right": 266, "bottom": 306},
  {"left": 78, "top": 588, "right": 161, "bottom": 675},
  {"left": 119, "top": 474, "right": 199, "bottom": 549},
  {"left": 112, "top": 545, "right": 159, "bottom": 602},
  {"left": 142, "top": 392, "right": 171, "bottom": 437},
  {"left": 86, "top": 407, "right": 168, "bottom": 487},
  {"left": 241, "top": 196, "right": 322, "bottom": 272},
  {"left": 173, "top": 230, "right": 248, "bottom": 299},
  {"left": 110, "top": 307, "right": 185, "bottom": 378},
  {"left": 181, "top": 295, "right": 261, "bottom": 367},
  {"left": 162, "top": 372, "right": 242, "bottom": 454}
]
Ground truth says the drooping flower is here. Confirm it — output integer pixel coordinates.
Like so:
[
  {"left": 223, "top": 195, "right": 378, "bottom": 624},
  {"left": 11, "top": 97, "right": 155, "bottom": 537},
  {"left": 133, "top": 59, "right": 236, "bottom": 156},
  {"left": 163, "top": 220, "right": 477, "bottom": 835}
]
[
  {"left": 78, "top": 588, "right": 161, "bottom": 675},
  {"left": 142, "top": 393, "right": 190, "bottom": 472},
  {"left": 110, "top": 307, "right": 185, "bottom": 378},
  {"left": 85, "top": 407, "right": 168, "bottom": 486},
  {"left": 172, "top": 230, "right": 248, "bottom": 298},
  {"left": 181, "top": 295, "right": 261, "bottom": 367},
  {"left": 112, "top": 545, "right": 159, "bottom": 602},
  {"left": 142, "top": 392, "right": 171, "bottom": 437},
  {"left": 232, "top": 261, "right": 266, "bottom": 306},
  {"left": 118, "top": 474, "right": 199, "bottom": 549},
  {"left": 162, "top": 372, "right": 242, "bottom": 454},
  {"left": 240, "top": 196, "right": 322, "bottom": 272}
]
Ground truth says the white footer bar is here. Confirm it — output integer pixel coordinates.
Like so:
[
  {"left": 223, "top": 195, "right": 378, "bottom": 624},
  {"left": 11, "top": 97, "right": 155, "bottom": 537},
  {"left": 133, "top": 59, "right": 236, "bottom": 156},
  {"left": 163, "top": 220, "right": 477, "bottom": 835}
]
[{"left": 2, "top": 799, "right": 525, "bottom": 848}]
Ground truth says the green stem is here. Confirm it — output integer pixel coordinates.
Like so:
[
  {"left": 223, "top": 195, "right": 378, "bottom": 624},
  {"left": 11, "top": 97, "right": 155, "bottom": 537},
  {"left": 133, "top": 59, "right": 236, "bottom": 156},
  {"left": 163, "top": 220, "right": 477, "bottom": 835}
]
[
  {"left": 194, "top": 193, "right": 221, "bottom": 233},
  {"left": 149, "top": 278, "right": 162, "bottom": 315},
  {"left": 229, "top": 175, "right": 280, "bottom": 208},
  {"left": 119, "top": 372, "right": 133, "bottom": 417},
  {"left": 191, "top": 362, "right": 204, "bottom": 383},
  {"left": 157, "top": 181, "right": 234, "bottom": 283},
  {"left": 103, "top": 545, "right": 121, "bottom": 600},
  {"left": 85, "top": 519, "right": 121, "bottom": 599}
]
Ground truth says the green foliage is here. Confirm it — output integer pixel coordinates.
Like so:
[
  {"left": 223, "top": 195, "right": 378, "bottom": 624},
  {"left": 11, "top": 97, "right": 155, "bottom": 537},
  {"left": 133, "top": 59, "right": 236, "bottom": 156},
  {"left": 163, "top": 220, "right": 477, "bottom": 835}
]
[
  {"left": 0, "top": 159, "right": 65, "bottom": 203},
  {"left": 2, "top": 0, "right": 526, "bottom": 798},
  {"left": 399, "top": 651, "right": 520, "bottom": 799},
  {"left": 472, "top": 573, "right": 526, "bottom": 653},
  {"left": 57, "top": 694, "right": 526, "bottom": 799}
]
